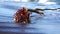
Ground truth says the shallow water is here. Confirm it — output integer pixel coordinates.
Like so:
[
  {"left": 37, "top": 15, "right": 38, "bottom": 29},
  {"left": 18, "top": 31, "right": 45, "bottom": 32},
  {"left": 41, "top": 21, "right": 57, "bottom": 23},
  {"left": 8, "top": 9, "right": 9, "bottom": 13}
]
[{"left": 0, "top": 2, "right": 60, "bottom": 34}]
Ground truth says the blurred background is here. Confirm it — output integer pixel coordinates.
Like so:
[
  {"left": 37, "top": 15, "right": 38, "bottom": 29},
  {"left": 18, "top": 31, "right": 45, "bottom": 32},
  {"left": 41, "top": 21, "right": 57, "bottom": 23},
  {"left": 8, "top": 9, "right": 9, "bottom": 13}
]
[{"left": 0, "top": 0, "right": 60, "bottom": 34}]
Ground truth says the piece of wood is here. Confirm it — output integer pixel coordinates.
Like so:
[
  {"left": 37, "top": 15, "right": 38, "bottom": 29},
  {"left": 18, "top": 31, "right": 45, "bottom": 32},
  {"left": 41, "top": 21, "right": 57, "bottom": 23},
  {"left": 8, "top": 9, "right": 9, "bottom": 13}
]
[
  {"left": 28, "top": 9, "right": 44, "bottom": 15},
  {"left": 35, "top": 8, "right": 57, "bottom": 10}
]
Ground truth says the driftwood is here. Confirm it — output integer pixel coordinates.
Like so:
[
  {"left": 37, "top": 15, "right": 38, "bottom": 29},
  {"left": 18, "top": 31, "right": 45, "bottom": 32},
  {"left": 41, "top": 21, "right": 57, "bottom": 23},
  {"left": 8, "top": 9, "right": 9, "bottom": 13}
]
[
  {"left": 35, "top": 8, "right": 57, "bottom": 11},
  {"left": 28, "top": 8, "right": 60, "bottom": 15},
  {"left": 28, "top": 9, "right": 44, "bottom": 15}
]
